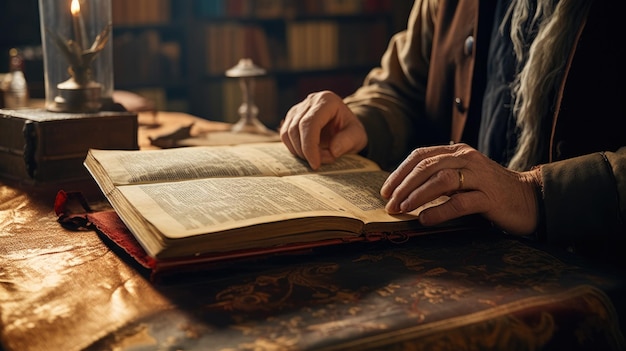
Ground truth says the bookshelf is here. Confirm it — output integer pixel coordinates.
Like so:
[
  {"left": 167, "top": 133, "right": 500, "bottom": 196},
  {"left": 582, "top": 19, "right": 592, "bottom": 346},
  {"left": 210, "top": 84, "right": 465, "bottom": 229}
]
[
  {"left": 111, "top": 0, "right": 188, "bottom": 112},
  {"left": 111, "top": 0, "right": 409, "bottom": 129}
]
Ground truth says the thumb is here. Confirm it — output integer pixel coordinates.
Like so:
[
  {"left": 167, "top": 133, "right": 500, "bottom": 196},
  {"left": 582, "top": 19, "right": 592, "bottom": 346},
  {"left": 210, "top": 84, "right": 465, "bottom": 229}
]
[{"left": 328, "top": 124, "right": 367, "bottom": 158}]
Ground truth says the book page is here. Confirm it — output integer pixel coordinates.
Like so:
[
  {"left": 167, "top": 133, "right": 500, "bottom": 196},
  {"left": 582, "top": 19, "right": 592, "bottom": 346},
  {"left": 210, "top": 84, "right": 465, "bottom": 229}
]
[
  {"left": 112, "top": 167, "right": 448, "bottom": 257},
  {"left": 89, "top": 142, "right": 380, "bottom": 186},
  {"left": 285, "top": 171, "right": 448, "bottom": 224},
  {"left": 118, "top": 176, "right": 365, "bottom": 240},
  {"left": 285, "top": 171, "right": 417, "bottom": 222},
  {"left": 117, "top": 169, "right": 443, "bottom": 240}
]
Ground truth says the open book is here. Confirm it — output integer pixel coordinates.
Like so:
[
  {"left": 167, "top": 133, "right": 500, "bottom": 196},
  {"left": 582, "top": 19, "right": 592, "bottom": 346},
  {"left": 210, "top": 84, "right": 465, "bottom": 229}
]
[{"left": 84, "top": 142, "right": 454, "bottom": 262}]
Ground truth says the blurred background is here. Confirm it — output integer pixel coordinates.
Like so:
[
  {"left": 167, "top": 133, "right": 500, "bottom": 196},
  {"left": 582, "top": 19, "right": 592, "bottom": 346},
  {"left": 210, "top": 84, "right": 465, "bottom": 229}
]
[{"left": 0, "top": 0, "right": 412, "bottom": 129}]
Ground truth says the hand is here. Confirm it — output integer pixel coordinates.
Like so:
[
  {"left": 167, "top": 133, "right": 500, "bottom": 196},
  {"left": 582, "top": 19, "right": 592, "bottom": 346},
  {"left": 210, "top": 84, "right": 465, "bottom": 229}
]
[
  {"left": 280, "top": 91, "right": 368, "bottom": 170},
  {"left": 380, "top": 143, "right": 542, "bottom": 235}
]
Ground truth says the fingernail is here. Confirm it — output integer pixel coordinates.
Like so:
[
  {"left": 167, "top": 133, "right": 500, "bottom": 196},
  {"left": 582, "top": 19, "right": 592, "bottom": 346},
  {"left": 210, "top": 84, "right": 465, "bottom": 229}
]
[
  {"left": 330, "top": 143, "right": 341, "bottom": 158},
  {"left": 380, "top": 183, "right": 390, "bottom": 198},
  {"left": 399, "top": 201, "right": 408, "bottom": 213},
  {"left": 385, "top": 201, "right": 398, "bottom": 214}
]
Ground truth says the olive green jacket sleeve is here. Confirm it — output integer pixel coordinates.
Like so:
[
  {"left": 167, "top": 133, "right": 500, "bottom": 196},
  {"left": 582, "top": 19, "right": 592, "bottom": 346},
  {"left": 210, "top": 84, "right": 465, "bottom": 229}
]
[
  {"left": 541, "top": 147, "right": 626, "bottom": 243},
  {"left": 344, "top": 0, "right": 438, "bottom": 171}
]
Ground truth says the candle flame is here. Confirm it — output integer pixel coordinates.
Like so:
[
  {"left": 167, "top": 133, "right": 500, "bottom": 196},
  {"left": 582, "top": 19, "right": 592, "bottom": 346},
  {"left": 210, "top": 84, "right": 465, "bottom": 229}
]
[{"left": 71, "top": 0, "right": 81, "bottom": 16}]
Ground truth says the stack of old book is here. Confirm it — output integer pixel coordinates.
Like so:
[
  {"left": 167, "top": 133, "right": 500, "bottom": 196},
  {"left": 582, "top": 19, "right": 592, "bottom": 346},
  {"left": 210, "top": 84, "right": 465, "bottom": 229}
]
[{"left": 0, "top": 108, "right": 138, "bottom": 185}]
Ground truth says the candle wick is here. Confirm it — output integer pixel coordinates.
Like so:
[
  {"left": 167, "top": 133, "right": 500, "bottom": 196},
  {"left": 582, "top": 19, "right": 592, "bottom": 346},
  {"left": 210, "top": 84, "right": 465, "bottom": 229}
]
[{"left": 71, "top": 0, "right": 88, "bottom": 50}]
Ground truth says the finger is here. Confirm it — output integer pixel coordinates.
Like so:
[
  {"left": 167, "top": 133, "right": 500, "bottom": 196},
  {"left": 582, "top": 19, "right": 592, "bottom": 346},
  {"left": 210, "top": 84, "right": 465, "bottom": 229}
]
[
  {"left": 280, "top": 104, "right": 306, "bottom": 158},
  {"left": 284, "top": 102, "right": 324, "bottom": 168},
  {"left": 381, "top": 144, "right": 462, "bottom": 199},
  {"left": 384, "top": 155, "right": 470, "bottom": 215},
  {"left": 281, "top": 91, "right": 360, "bottom": 170},
  {"left": 318, "top": 130, "right": 349, "bottom": 165},
  {"left": 418, "top": 191, "right": 488, "bottom": 226},
  {"left": 386, "top": 167, "right": 468, "bottom": 214},
  {"left": 330, "top": 120, "right": 364, "bottom": 155},
  {"left": 298, "top": 102, "right": 341, "bottom": 169},
  {"left": 318, "top": 121, "right": 339, "bottom": 164},
  {"left": 299, "top": 109, "right": 326, "bottom": 169}
]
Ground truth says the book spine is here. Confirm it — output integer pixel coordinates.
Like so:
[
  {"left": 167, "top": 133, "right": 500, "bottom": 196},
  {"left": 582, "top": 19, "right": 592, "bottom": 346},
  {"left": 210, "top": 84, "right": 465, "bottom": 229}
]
[
  {"left": 0, "top": 112, "right": 30, "bottom": 180},
  {"left": 22, "top": 120, "right": 37, "bottom": 178},
  {"left": 204, "top": 23, "right": 273, "bottom": 75},
  {"left": 0, "top": 112, "right": 26, "bottom": 154},
  {"left": 112, "top": 0, "right": 171, "bottom": 25}
]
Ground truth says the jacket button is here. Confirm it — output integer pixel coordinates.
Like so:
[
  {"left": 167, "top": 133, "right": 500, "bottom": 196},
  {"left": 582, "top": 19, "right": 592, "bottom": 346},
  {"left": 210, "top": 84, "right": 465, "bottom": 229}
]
[
  {"left": 464, "top": 36, "right": 474, "bottom": 56},
  {"left": 454, "top": 97, "right": 466, "bottom": 113}
]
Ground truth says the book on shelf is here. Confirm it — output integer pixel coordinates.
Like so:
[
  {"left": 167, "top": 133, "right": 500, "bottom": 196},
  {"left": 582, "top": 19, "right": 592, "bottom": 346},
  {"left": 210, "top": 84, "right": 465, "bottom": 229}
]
[
  {"left": 286, "top": 19, "right": 389, "bottom": 71},
  {"left": 112, "top": 0, "right": 171, "bottom": 25},
  {"left": 84, "top": 142, "right": 471, "bottom": 272},
  {"left": 287, "top": 21, "right": 339, "bottom": 70},
  {"left": 192, "top": 77, "right": 279, "bottom": 127},
  {"left": 113, "top": 30, "right": 182, "bottom": 86},
  {"left": 322, "top": 0, "right": 363, "bottom": 14},
  {"left": 193, "top": 0, "right": 391, "bottom": 17},
  {"left": 253, "top": 0, "right": 291, "bottom": 18},
  {"left": 204, "top": 23, "right": 272, "bottom": 75}
]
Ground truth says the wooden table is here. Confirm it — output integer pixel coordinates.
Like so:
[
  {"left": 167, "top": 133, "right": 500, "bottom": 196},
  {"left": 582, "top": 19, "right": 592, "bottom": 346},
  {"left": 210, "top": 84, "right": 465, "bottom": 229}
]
[{"left": 1, "top": 112, "right": 625, "bottom": 351}]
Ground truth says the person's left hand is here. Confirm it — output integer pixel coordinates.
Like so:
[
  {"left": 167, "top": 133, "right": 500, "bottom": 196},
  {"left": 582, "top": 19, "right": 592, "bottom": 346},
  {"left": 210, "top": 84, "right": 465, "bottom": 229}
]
[{"left": 380, "top": 143, "right": 542, "bottom": 235}]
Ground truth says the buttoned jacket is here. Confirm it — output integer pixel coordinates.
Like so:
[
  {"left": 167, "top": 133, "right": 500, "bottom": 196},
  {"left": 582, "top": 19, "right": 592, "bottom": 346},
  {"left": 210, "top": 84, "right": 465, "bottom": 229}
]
[{"left": 345, "top": 0, "right": 626, "bottom": 246}]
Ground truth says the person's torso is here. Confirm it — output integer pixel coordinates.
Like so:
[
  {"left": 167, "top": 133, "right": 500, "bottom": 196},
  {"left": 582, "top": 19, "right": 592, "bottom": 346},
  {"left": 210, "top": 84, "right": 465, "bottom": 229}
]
[{"left": 425, "top": 0, "right": 626, "bottom": 165}]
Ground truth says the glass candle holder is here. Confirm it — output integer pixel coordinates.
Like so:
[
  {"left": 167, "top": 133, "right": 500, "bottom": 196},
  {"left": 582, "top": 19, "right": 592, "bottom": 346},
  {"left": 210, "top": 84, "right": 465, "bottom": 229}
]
[{"left": 38, "top": 0, "right": 114, "bottom": 113}]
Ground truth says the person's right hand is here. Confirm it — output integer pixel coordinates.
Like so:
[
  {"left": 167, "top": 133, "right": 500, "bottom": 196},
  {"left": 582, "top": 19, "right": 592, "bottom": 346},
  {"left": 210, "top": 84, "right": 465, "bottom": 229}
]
[{"left": 280, "top": 91, "right": 368, "bottom": 170}]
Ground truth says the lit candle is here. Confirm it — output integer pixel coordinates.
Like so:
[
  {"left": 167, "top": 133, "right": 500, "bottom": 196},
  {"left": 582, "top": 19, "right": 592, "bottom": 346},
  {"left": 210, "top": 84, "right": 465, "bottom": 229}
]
[{"left": 70, "top": 0, "right": 87, "bottom": 49}]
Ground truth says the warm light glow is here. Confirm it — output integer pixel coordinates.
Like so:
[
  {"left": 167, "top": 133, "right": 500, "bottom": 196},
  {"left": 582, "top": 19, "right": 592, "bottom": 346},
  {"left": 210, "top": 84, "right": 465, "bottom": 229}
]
[
  {"left": 70, "top": 0, "right": 86, "bottom": 48},
  {"left": 71, "top": 0, "right": 80, "bottom": 16}
]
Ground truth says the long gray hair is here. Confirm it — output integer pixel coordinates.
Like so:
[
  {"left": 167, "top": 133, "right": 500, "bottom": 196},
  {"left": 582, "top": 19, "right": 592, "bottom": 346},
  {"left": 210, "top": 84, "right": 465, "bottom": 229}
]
[{"left": 506, "top": 0, "right": 592, "bottom": 171}]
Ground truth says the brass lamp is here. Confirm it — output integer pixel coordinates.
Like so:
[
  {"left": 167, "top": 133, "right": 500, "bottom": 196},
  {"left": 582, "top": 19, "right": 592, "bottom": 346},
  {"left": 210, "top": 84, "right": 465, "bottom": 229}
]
[{"left": 225, "top": 58, "right": 270, "bottom": 134}]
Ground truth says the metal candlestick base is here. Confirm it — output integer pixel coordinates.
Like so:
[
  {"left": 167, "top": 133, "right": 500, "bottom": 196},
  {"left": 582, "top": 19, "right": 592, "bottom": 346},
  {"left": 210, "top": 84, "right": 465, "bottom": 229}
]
[
  {"left": 226, "top": 58, "right": 270, "bottom": 135},
  {"left": 231, "top": 106, "right": 271, "bottom": 134},
  {"left": 50, "top": 78, "right": 102, "bottom": 113}
]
